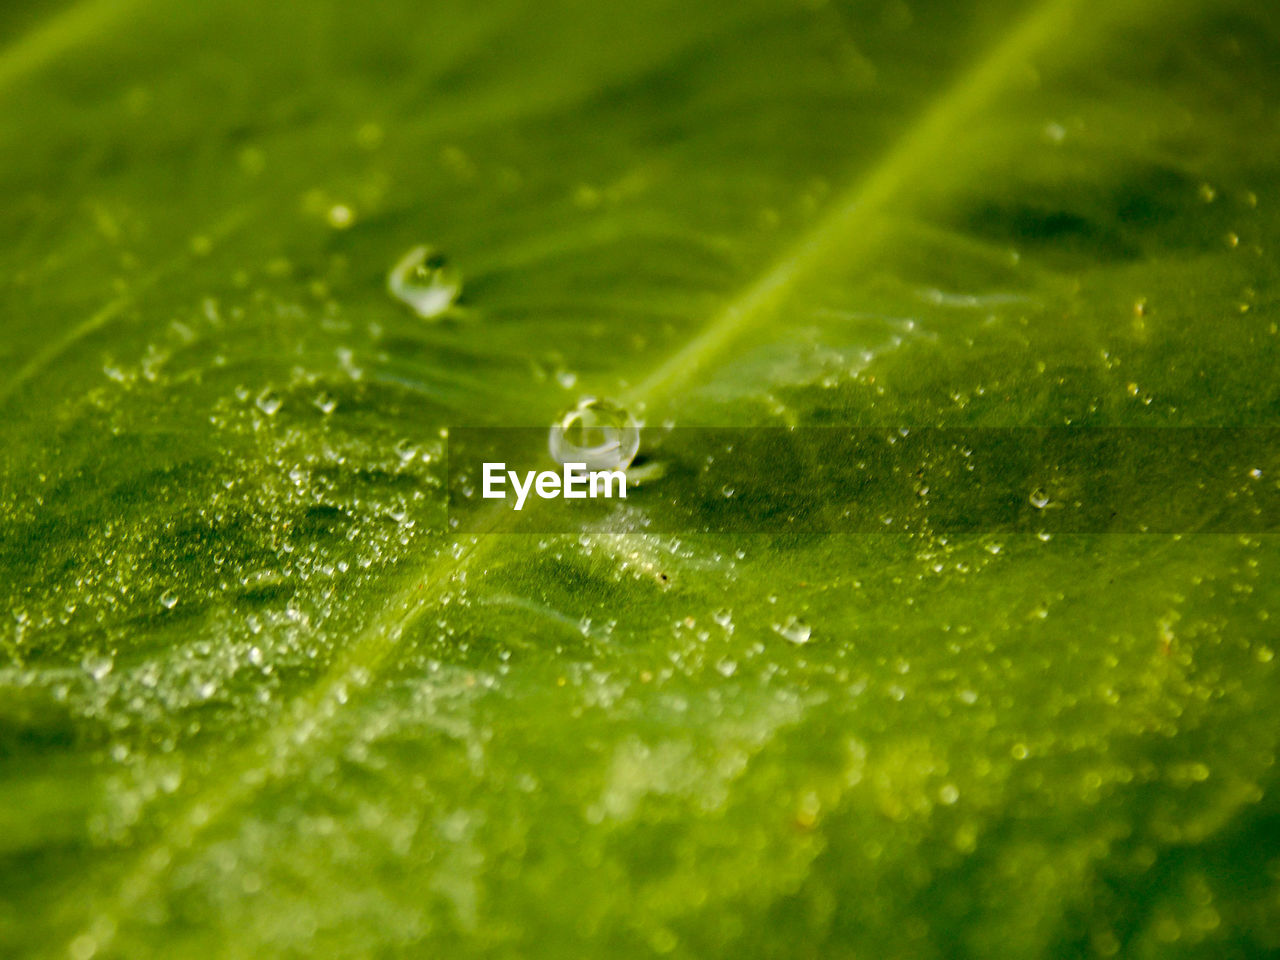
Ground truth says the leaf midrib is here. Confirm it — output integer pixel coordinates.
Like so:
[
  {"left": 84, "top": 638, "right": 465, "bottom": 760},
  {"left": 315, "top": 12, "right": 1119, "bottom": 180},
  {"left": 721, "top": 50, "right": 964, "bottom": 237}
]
[{"left": 67, "top": 0, "right": 1145, "bottom": 946}]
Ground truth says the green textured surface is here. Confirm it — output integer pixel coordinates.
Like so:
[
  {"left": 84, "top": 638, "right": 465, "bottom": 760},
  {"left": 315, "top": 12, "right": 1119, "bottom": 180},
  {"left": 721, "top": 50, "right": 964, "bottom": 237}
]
[{"left": 2, "top": 0, "right": 1279, "bottom": 956}]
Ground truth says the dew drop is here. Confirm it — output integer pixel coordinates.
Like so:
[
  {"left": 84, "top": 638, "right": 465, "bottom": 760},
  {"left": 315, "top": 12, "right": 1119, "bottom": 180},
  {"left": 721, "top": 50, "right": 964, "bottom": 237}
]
[
  {"left": 1029, "top": 488, "right": 1051, "bottom": 510},
  {"left": 326, "top": 204, "right": 355, "bottom": 229},
  {"left": 81, "top": 651, "right": 113, "bottom": 681},
  {"left": 356, "top": 122, "right": 384, "bottom": 150},
  {"left": 69, "top": 934, "right": 98, "bottom": 960},
  {"left": 773, "top": 615, "right": 812, "bottom": 645},
  {"left": 549, "top": 396, "right": 640, "bottom": 471},
  {"left": 255, "top": 388, "right": 282, "bottom": 416},
  {"left": 312, "top": 391, "right": 337, "bottom": 415},
  {"left": 393, "top": 438, "right": 418, "bottom": 463},
  {"left": 387, "top": 245, "right": 461, "bottom": 320},
  {"left": 160, "top": 589, "right": 179, "bottom": 610}
]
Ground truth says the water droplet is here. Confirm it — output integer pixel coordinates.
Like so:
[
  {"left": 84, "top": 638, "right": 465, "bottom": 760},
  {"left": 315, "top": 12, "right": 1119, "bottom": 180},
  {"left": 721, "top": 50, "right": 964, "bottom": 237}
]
[
  {"left": 555, "top": 368, "right": 578, "bottom": 389},
  {"left": 312, "top": 391, "right": 337, "bottom": 415},
  {"left": 160, "top": 589, "right": 179, "bottom": 610},
  {"left": 549, "top": 397, "right": 640, "bottom": 471},
  {"left": 81, "top": 651, "right": 114, "bottom": 680},
  {"left": 393, "top": 438, "right": 418, "bottom": 463},
  {"left": 69, "top": 934, "right": 99, "bottom": 960},
  {"left": 387, "top": 245, "right": 461, "bottom": 320},
  {"left": 1029, "top": 488, "right": 1050, "bottom": 510},
  {"left": 721, "top": 485, "right": 735, "bottom": 498},
  {"left": 326, "top": 204, "right": 355, "bottom": 229},
  {"left": 773, "top": 615, "right": 811, "bottom": 645},
  {"left": 255, "top": 388, "right": 282, "bottom": 416},
  {"left": 238, "top": 147, "right": 265, "bottom": 176},
  {"left": 356, "top": 122, "right": 384, "bottom": 150}
]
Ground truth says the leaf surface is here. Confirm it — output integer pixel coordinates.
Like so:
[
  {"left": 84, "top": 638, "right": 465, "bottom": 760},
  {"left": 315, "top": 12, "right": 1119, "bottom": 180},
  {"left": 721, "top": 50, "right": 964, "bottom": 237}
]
[{"left": 2, "top": 0, "right": 1279, "bottom": 956}]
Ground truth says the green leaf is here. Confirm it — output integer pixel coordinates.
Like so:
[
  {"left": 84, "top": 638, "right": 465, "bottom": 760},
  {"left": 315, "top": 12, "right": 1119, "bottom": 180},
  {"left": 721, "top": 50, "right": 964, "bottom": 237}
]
[{"left": 2, "top": 0, "right": 1279, "bottom": 957}]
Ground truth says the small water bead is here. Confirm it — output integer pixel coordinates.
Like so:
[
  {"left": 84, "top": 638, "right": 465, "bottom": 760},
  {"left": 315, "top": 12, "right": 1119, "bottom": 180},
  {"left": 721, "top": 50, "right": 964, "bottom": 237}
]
[
  {"left": 326, "top": 204, "right": 355, "bottom": 229},
  {"left": 773, "top": 615, "right": 812, "bottom": 645},
  {"left": 393, "top": 438, "right": 418, "bottom": 463},
  {"left": 255, "top": 388, "right": 282, "bottom": 416},
  {"left": 356, "top": 122, "right": 384, "bottom": 150},
  {"left": 1029, "top": 488, "right": 1051, "bottom": 510},
  {"left": 549, "top": 397, "right": 640, "bottom": 472},
  {"left": 387, "top": 245, "right": 461, "bottom": 320},
  {"left": 313, "top": 391, "right": 337, "bottom": 415},
  {"left": 81, "top": 651, "right": 114, "bottom": 681},
  {"left": 160, "top": 589, "right": 179, "bottom": 610}
]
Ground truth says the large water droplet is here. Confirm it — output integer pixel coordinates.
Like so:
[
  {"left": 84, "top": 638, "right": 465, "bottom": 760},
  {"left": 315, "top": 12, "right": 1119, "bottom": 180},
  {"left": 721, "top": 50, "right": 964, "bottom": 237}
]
[
  {"left": 387, "top": 245, "right": 461, "bottom": 319},
  {"left": 549, "top": 397, "right": 640, "bottom": 471}
]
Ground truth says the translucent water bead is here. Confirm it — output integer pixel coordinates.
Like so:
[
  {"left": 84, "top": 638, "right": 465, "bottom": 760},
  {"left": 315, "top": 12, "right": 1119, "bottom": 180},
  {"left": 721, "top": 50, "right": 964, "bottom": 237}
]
[
  {"left": 549, "top": 397, "right": 640, "bottom": 472},
  {"left": 387, "top": 245, "right": 461, "bottom": 319}
]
